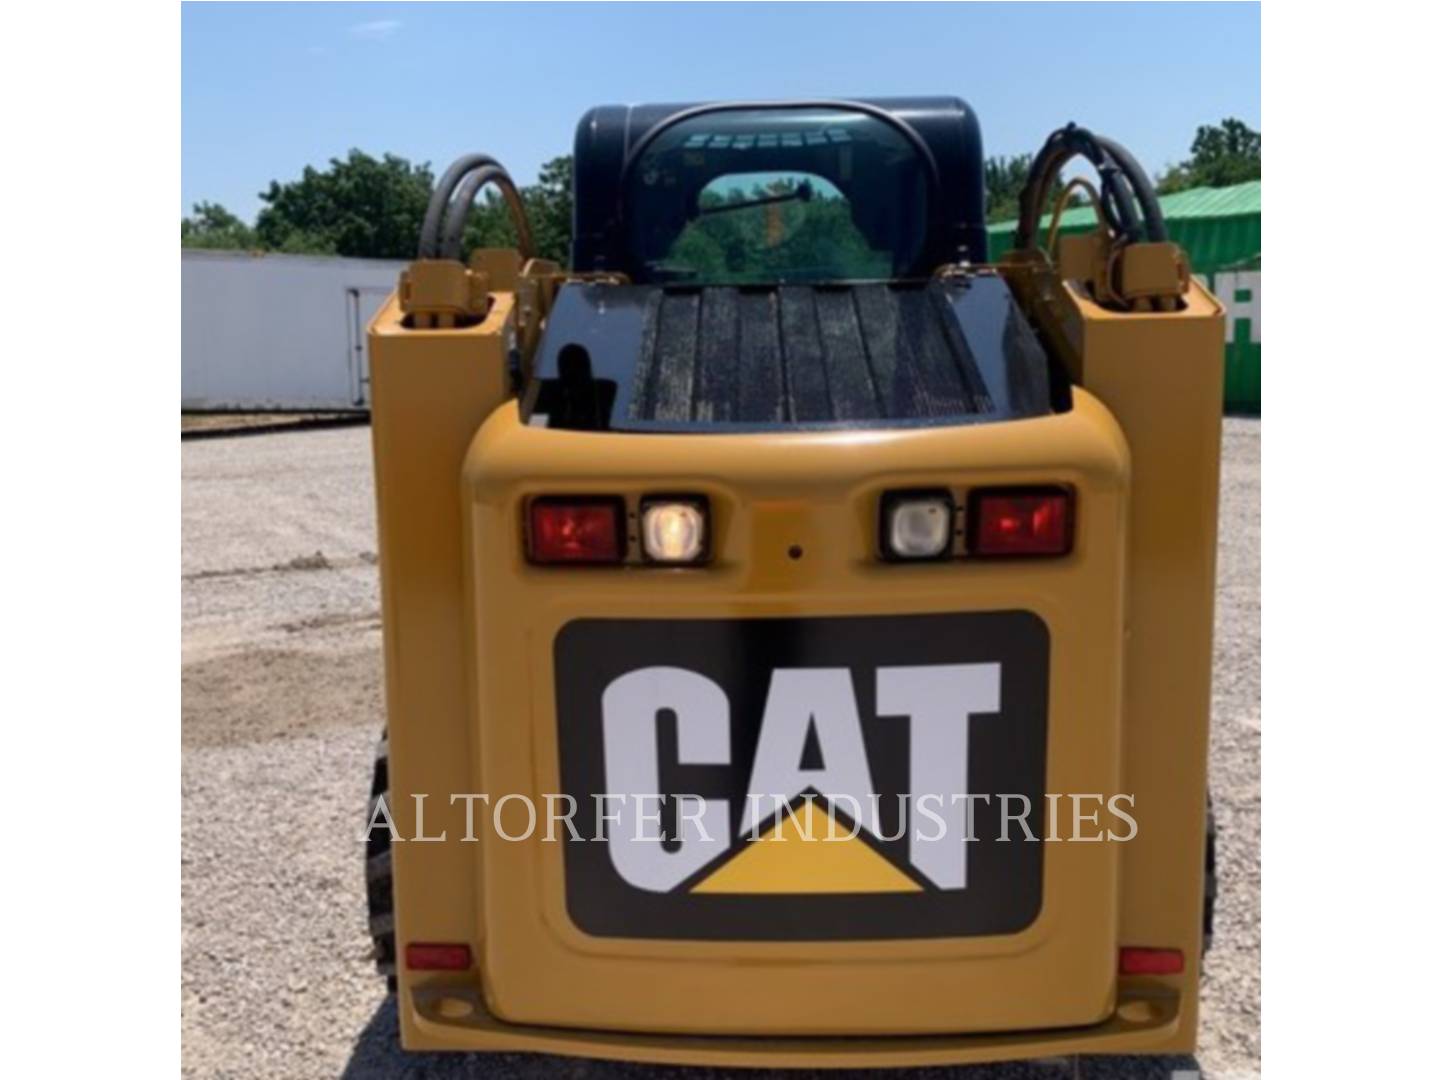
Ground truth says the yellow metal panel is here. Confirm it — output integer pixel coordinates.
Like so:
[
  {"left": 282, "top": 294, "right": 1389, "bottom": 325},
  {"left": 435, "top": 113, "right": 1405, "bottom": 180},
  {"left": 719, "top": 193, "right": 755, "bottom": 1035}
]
[
  {"left": 1065, "top": 281, "right": 1225, "bottom": 1048},
  {"left": 367, "top": 269, "right": 1223, "bottom": 1063},
  {"left": 367, "top": 291, "right": 517, "bottom": 1048},
  {"left": 458, "top": 396, "right": 1129, "bottom": 1037}
]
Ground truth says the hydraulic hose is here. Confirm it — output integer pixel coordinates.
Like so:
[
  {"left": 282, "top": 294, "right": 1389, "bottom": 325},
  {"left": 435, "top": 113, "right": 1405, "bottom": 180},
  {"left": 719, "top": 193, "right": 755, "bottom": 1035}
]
[
  {"left": 1015, "top": 125, "right": 1147, "bottom": 252},
  {"left": 1047, "top": 176, "right": 1104, "bottom": 257},
  {"left": 418, "top": 152, "right": 505, "bottom": 258},
  {"left": 1093, "top": 135, "right": 1168, "bottom": 242},
  {"left": 417, "top": 150, "right": 541, "bottom": 260},
  {"left": 439, "top": 164, "right": 535, "bottom": 262}
]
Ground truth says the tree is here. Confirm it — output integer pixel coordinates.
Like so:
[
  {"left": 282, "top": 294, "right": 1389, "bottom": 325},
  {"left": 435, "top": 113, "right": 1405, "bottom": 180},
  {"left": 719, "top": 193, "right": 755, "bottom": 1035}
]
[
  {"left": 181, "top": 201, "right": 258, "bottom": 250},
  {"left": 984, "top": 154, "right": 1035, "bottom": 224},
  {"left": 459, "top": 155, "right": 574, "bottom": 266},
  {"left": 183, "top": 152, "right": 573, "bottom": 262},
  {"left": 187, "top": 139, "right": 1144, "bottom": 260},
  {"left": 1157, "top": 118, "right": 1261, "bottom": 193},
  {"left": 656, "top": 177, "right": 889, "bottom": 283},
  {"left": 524, "top": 155, "right": 575, "bottom": 266},
  {"left": 254, "top": 150, "right": 434, "bottom": 258}
]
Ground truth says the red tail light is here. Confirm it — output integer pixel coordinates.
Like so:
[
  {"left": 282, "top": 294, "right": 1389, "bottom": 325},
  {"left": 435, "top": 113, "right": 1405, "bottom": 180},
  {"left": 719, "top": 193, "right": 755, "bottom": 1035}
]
[
  {"left": 968, "top": 487, "right": 1074, "bottom": 557},
  {"left": 527, "top": 497, "right": 625, "bottom": 564},
  {"left": 1119, "top": 947, "right": 1184, "bottom": 975},
  {"left": 405, "top": 942, "right": 473, "bottom": 971}
]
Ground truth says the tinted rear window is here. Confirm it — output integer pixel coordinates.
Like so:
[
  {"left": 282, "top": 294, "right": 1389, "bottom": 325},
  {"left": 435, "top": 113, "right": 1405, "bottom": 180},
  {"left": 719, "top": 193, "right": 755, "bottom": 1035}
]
[{"left": 624, "top": 107, "right": 930, "bottom": 285}]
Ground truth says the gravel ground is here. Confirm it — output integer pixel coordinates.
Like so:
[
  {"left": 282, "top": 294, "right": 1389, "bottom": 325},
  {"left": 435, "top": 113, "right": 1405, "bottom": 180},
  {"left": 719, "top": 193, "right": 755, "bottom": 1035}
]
[{"left": 181, "top": 420, "right": 1259, "bottom": 1080}]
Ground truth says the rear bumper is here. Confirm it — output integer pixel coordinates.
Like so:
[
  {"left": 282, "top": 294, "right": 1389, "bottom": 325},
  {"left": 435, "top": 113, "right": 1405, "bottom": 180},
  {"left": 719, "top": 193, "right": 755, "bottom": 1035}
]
[{"left": 404, "top": 984, "right": 1186, "bottom": 1065}]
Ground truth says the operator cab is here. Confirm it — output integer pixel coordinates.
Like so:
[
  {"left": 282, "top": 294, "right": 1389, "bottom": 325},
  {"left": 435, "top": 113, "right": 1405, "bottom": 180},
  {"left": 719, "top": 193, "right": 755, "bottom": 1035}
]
[
  {"left": 573, "top": 97, "right": 989, "bottom": 280},
  {"left": 528, "top": 98, "right": 1055, "bottom": 433}
]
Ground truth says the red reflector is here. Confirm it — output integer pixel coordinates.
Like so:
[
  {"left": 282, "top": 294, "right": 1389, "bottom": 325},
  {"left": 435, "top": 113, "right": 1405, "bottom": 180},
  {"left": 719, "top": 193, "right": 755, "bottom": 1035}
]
[
  {"left": 969, "top": 487, "right": 1073, "bottom": 557},
  {"left": 1119, "top": 947, "right": 1184, "bottom": 975},
  {"left": 528, "top": 497, "right": 624, "bottom": 564},
  {"left": 405, "top": 942, "right": 472, "bottom": 971}
]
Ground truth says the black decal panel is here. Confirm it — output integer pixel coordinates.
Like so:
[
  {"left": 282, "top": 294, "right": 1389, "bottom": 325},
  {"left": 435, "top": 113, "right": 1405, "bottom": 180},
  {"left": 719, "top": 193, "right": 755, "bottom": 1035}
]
[{"left": 555, "top": 612, "right": 1048, "bottom": 940}]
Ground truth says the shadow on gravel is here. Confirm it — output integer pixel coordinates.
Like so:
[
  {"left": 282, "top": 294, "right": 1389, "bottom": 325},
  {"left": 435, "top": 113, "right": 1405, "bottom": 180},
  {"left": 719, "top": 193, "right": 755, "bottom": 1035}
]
[
  {"left": 340, "top": 998, "right": 1202, "bottom": 1080},
  {"left": 181, "top": 646, "right": 383, "bottom": 748}
]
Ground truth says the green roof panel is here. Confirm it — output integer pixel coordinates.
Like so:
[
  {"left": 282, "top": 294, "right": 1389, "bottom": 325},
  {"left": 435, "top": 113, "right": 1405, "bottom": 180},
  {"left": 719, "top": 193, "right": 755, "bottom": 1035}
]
[{"left": 987, "top": 179, "right": 1259, "bottom": 238}]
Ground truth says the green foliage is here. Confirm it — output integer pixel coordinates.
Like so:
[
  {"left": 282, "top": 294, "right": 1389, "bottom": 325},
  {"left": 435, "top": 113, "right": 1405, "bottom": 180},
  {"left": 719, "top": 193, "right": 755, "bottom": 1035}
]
[
  {"left": 984, "top": 154, "right": 1035, "bottom": 225},
  {"left": 180, "top": 201, "right": 258, "bottom": 250},
  {"left": 459, "top": 156, "right": 574, "bottom": 265},
  {"left": 181, "top": 151, "right": 575, "bottom": 264},
  {"left": 985, "top": 152, "right": 1100, "bottom": 229},
  {"left": 273, "top": 230, "right": 337, "bottom": 256},
  {"left": 187, "top": 126, "right": 1251, "bottom": 265},
  {"left": 1157, "top": 118, "right": 1261, "bottom": 194},
  {"left": 658, "top": 179, "right": 889, "bottom": 284},
  {"left": 984, "top": 119, "right": 1261, "bottom": 227},
  {"left": 254, "top": 150, "right": 434, "bottom": 258}
]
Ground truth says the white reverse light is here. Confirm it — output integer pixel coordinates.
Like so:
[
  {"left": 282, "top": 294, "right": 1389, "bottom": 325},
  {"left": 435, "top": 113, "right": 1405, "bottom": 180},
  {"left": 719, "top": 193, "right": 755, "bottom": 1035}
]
[
  {"left": 883, "top": 493, "right": 954, "bottom": 560},
  {"left": 641, "top": 499, "right": 708, "bottom": 563}
]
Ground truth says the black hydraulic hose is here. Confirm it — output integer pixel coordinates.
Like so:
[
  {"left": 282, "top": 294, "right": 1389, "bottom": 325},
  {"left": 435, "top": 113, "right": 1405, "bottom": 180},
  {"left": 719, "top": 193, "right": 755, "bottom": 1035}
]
[
  {"left": 1092, "top": 150, "right": 1144, "bottom": 246},
  {"left": 1014, "top": 151, "right": 1065, "bottom": 249},
  {"left": 418, "top": 152, "right": 505, "bottom": 258},
  {"left": 1015, "top": 125, "right": 1144, "bottom": 252},
  {"left": 1099, "top": 178, "right": 1140, "bottom": 243},
  {"left": 1015, "top": 130, "right": 1067, "bottom": 245},
  {"left": 440, "top": 164, "right": 505, "bottom": 259},
  {"left": 1016, "top": 130, "right": 1130, "bottom": 251},
  {"left": 439, "top": 164, "right": 535, "bottom": 262},
  {"left": 1020, "top": 127, "right": 1103, "bottom": 241},
  {"left": 1094, "top": 135, "right": 1168, "bottom": 242}
]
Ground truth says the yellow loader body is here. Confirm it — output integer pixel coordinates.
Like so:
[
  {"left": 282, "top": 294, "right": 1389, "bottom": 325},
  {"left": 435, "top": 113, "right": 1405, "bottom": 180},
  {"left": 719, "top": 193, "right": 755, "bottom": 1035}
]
[
  {"left": 363, "top": 100, "right": 1225, "bottom": 1067},
  {"left": 367, "top": 279, "right": 1222, "bottom": 1065}
]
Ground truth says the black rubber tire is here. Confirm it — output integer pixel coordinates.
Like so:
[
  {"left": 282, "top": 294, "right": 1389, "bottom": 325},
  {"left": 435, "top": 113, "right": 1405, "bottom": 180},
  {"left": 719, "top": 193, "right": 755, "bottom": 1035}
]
[
  {"left": 366, "top": 731, "right": 397, "bottom": 993},
  {"left": 1203, "top": 793, "right": 1218, "bottom": 954}
]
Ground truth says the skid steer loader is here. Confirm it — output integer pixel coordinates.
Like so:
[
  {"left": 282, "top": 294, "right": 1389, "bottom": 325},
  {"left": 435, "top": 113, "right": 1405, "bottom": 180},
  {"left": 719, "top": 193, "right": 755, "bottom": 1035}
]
[{"left": 363, "top": 96, "right": 1223, "bottom": 1067}]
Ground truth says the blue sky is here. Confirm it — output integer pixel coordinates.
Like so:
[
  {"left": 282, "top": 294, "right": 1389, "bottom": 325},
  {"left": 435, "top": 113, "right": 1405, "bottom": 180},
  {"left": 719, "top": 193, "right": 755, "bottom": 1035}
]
[{"left": 182, "top": 2, "right": 1259, "bottom": 221}]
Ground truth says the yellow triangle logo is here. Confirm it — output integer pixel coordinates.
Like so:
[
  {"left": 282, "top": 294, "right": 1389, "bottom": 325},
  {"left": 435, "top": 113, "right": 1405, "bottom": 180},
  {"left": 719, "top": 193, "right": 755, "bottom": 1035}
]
[{"left": 690, "top": 800, "right": 923, "bottom": 894}]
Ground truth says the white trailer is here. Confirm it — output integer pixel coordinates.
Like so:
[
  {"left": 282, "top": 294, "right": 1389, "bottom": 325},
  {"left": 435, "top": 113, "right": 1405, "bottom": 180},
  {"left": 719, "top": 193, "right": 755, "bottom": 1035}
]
[{"left": 182, "top": 250, "right": 405, "bottom": 411}]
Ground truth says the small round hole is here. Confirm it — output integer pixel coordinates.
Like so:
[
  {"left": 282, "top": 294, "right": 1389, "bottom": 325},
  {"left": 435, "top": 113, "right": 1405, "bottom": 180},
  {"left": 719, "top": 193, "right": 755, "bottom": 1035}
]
[{"left": 787, "top": 545, "right": 804, "bottom": 560}]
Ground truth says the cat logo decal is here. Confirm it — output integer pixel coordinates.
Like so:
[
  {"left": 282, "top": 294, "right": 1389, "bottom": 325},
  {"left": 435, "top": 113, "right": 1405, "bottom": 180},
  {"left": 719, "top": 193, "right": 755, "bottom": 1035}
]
[{"left": 555, "top": 612, "right": 1048, "bottom": 940}]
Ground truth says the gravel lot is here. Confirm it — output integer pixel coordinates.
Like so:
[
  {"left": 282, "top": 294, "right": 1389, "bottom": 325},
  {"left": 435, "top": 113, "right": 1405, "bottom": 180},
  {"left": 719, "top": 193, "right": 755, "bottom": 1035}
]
[{"left": 182, "top": 420, "right": 1259, "bottom": 1080}]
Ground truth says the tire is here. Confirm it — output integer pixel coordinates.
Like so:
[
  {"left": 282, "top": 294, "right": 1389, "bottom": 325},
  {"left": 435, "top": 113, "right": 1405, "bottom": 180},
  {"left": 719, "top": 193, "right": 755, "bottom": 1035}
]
[
  {"left": 1203, "top": 793, "right": 1217, "bottom": 954},
  {"left": 366, "top": 731, "right": 397, "bottom": 992}
]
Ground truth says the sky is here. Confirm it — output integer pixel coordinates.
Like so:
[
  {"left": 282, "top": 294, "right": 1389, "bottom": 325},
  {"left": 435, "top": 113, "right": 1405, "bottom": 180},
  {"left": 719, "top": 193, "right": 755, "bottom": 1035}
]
[{"left": 181, "top": 2, "right": 1259, "bottom": 222}]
